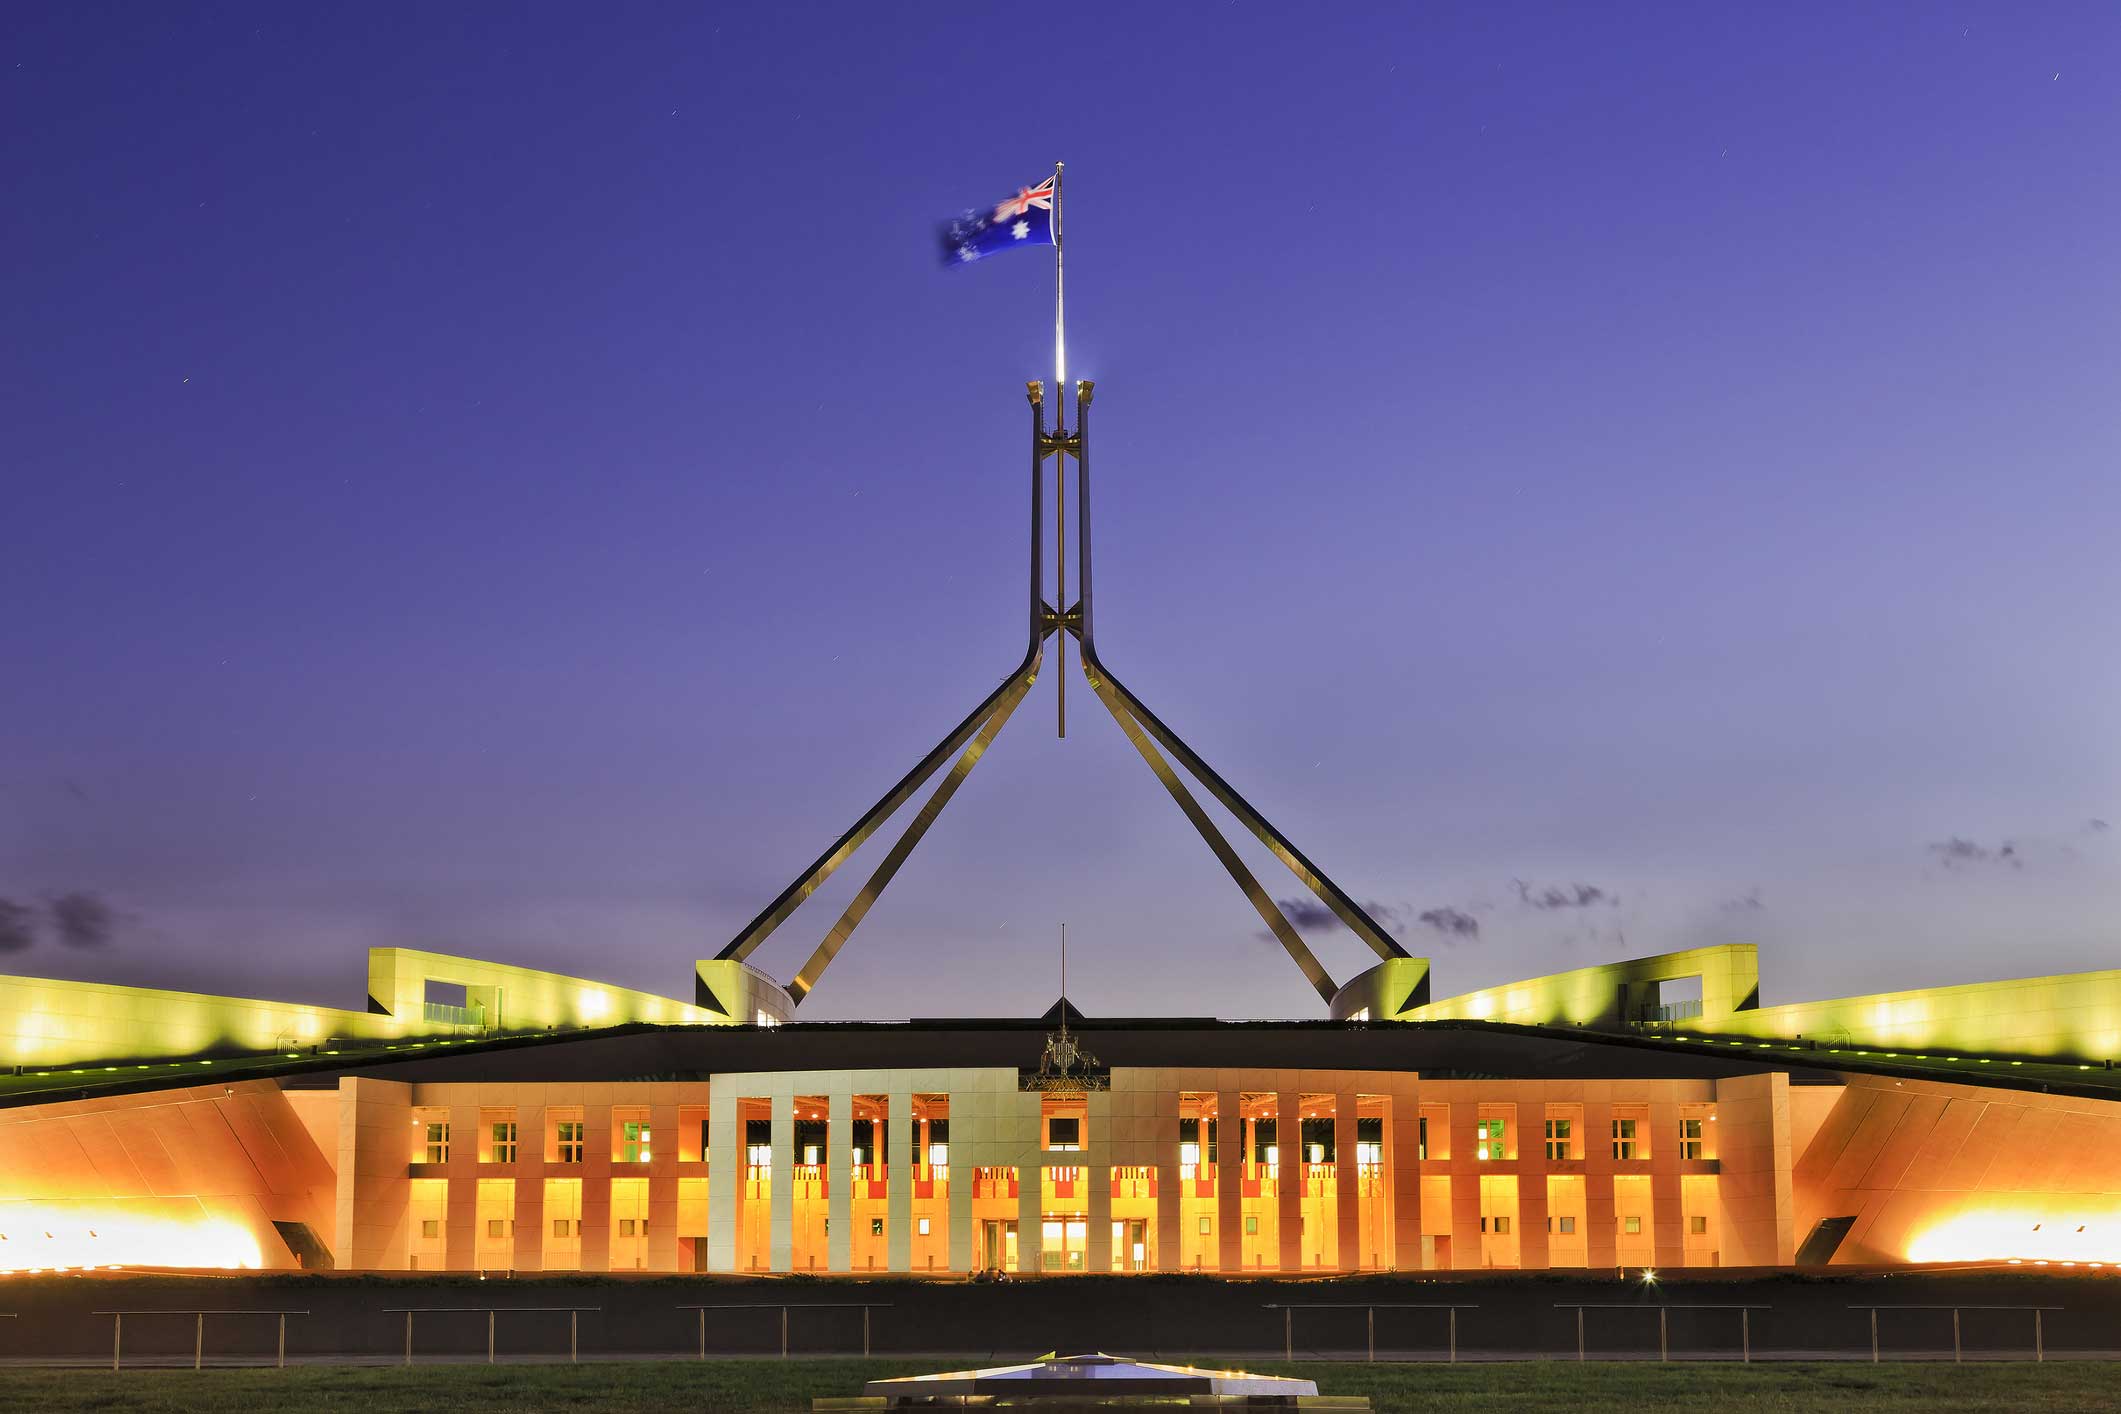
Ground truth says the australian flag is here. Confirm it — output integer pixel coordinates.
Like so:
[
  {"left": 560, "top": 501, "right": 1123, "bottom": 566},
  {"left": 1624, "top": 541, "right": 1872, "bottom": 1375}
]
[{"left": 940, "top": 177, "right": 1056, "bottom": 267}]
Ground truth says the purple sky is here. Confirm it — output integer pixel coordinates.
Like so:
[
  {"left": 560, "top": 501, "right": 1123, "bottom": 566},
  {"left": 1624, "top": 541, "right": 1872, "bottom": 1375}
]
[{"left": 4, "top": 6, "right": 2117, "bottom": 1022}]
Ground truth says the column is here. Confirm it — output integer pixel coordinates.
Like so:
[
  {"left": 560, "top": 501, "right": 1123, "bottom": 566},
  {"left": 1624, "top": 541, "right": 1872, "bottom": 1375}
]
[
  {"left": 828, "top": 1089, "right": 853, "bottom": 1273},
  {"left": 648, "top": 1095, "right": 680, "bottom": 1272},
  {"left": 770, "top": 1091, "right": 794, "bottom": 1272},
  {"left": 579, "top": 1099, "right": 612, "bottom": 1273},
  {"left": 514, "top": 1102, "right": 545, "bottom": 1272},
  {"left": 1215, "top": 1087, "right": 1242, "bottom": 1272},
  {"left": 1584, "top": 1097, "right": 1617, "bottom": 1269},
  {"left": 705, "top": 1086, "right": 740, "bottom": 1273},
  {"left": 446, "top": 1098, "right": 479, "bottom": 1271},
  {"left": 887, "top": 1087, "right": 913, "bottom": 1273},
  {"left": 1154, "top": 1083, "right": 1184, "bottom": 1275},
  {"left": 947, "top": 1086, "right": 974, "bottom": 1273},
  {"left": 1650, "top": 1093, "right": 1684, "bottom": 1270},
  {"left": 1450, "top": 1099, "right": 1481, "bottom": 1267},
  {"left": 1334, "top": 1089, "right": 1360, "bottom": 1271},
  {"left": 1275, "top": 1088, "right": 1302, "bottom": 1274},
  {"left": 1390, "top": 1081, "right": 1420, "bottom": 1271},
  {"left": 1086, "top": 1092, "right": 1113, "bottom": 1273}
]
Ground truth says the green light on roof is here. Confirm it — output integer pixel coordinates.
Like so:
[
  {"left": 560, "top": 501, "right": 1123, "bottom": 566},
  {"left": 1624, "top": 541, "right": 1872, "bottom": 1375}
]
[
  {"left": 2010, "top": 1061, "right": 2023, "bottom": 1066},
  {"left": 198, "top": 1060, "right": 213, "bottom": 1066},
  {"left": 1978, "top": 1058, "right": 1992, "bottom": 1064}
]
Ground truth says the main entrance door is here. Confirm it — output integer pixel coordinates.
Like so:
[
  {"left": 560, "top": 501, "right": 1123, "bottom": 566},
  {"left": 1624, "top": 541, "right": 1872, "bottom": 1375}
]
[
  {"left": 1112, "top": 1219, "right": 1148, "bottom": 1272},
  {"left": 980, "top": 1219, "right": 1018, "bottom": 1272}
]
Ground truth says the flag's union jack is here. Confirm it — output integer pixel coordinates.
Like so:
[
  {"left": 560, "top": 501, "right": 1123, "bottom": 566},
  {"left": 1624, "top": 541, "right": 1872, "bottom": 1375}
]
[{"left": 940, "top": 174, "right": 1056, "bottom": 268}]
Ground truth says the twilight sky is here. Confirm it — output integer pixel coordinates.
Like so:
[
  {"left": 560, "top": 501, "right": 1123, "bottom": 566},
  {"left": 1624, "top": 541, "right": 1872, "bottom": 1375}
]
[{"left": 4, "top": 5, "right": 2117, "bottom": 1022}]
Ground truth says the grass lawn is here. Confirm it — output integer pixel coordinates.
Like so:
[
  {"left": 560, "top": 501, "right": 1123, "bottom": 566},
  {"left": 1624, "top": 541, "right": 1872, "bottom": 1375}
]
[{"left": 1, "top": 1359, "right": 2117, "bottom": 1413}]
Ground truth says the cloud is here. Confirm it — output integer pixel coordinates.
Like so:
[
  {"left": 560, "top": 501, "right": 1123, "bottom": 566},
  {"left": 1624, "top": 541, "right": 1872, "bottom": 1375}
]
[
  {"left": 50, "top": 891, "right": 116, "bottom": 947},
  {"left": 1514, "top": 880, "right": 1615, "bottom": 910},
  {"left": 1719, "top": 889, "right": 1766, "bottom": 914},
  {"left": 2089, "top": 819, "right": 2111, "bottom": 834},
  {"left": 1271, "top": 897, "right": 1406, "bottom": 935},
  {"left": 0, "top": 899, "right": 33, "bottom": 952},
  {"left": 1927, "top": 837, "right": 2022, "bottom": 872},
  {"left": 1416, "top": 906, "right": 1480, "bottom": 942}
]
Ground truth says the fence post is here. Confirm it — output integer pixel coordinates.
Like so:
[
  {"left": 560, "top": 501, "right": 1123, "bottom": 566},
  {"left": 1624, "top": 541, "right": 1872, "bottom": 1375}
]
[
  {"left": 570, "top": 1309, "right": 579, "bottom": 1364},
  {"left": 194, "top": 1311, "right": 204, "bottom": 1371},
  {"left": 1366, "top": 1307, "right": 1374, "bottom": 1364},
  {"left": 111, "top": 1312, "right": 121, "bottom": 1372},
  {"left": 404, "top": 1310, "right": 414, "bottom": 1367},
  {"left": 488, "top": 1309, "right": 496, "bottom": 1365},
  {"left": 1952, "top": 1308, "right": 1960, "bottom": 1364},
  {"left": 1448, "top": 1307, "right": 1457, "bottom": 1365},
  {"left": 698, "top": 1309, "right": 706, "bottom": 1361},
  {"left": 1576, "top": 1307, "right": 1585, "bottom": 1363},
  {"left": 1283, "top": 1308, "right": 1292, "bottom": 1362},
  {"left": 864, "top": 1306, "right": 872, "bottom": 1359},
  {"left": 1740, "top": 1308, "right": 1750, "bottom": 1365},
  {"left": 782, "top": 1306, "right": 790, "bottom": 1360},
  {"left": 1658, "top": 1307, "right": 1667, "bottom": 1363},
  {"left": 2034, "top": 1309, "right": 2044, "bottom": 1364},
  {"left": 1869, "top": 1308, "right": 1878, "bottom": 1364},
  {"left": 278, "top": 1312, "right": 287, "bottom": 1370}
]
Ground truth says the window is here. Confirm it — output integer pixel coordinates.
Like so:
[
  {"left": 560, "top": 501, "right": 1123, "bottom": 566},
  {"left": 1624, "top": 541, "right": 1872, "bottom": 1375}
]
[
  {"left": 1611, "top": 1118, "right": 1638, "bottom": 1161},
  {"left": 1417, "top": 1116, "right": 1428, "bottom": 1161},
  {"left": 1549, "top": 1215, "right": 1576, "bottom": 1234},
  {"left": 1679, "top": 1118, "right": 1705, "bottom": 1160},
  {"left": 423, "top": 1122, "right": 450, "bottom": 1165},
  {"left": 1623, "top": 1215, "right": 1642, "bottom": 1234},
  {"left": 1047, "top": 1117, "right": 1081, "bottom": 1151},
  {"left": 490, "top": 1121, "right": 517, "bottom": 1164},
  {"left": 1544, "top": 1118, "right": 1572, "bottom": 1161},
  {"left": 1480, "top": 1215, "right": 1511, "bottom": 1234},
  {"left": 556, "top": 1121, "right": 585, "bottom": 1164},
  {"left": 1199, "top": 1217, "right": 1213, "bottom": 1235},
  {"left": 552, "top": 1218, "right": 580, "bottom": 1238},
  {"left": 927, "top": 1142, "right": 949, "bottom": 1169},
  {"left": 1244, "top": 1216, "right": 1259, "bottom": 1235},
  {"left": 486, "top": 1219, "right": 508, "bottom": 1238},
  {"left": 746, "top": 1143, "right": 773, "bottom": 1173},
  {"left": 421, "top": 1219, "right": 440, "bottom": 1238},
  {"left": 1475, "top": 1117, "right": 1506, "bottom": 1161},
  {"left": 621, "top": 1121, "right": 652, "bottom": 1164},
  {"left": 871, "top": 1218, "right": 885, "bottom": 1237},
  {"left": 917, "top": 1218, "right": 931, "bottom": 1236},
  {"left": 619, "top": 1219, "right": 642, "bottom": 1237},
  {"left": 1690, "top": 1215, "right": 1708, "bottom": 1235}
]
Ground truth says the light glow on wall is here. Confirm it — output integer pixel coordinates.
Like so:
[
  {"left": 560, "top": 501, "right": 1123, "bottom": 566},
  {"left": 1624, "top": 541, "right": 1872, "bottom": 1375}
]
[
  {"left": 0, "top": 1202, "right": 263, "bottom": 1274},
  {"left": 1905, "top": 1207, "right": 2121, "bottom": 1266}
]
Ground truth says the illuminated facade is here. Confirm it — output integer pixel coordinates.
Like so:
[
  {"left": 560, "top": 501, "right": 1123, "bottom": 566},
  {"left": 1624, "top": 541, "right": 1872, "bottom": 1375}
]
[{"left": 1, "top": 943, "right": 2120, "bottom": 1278}]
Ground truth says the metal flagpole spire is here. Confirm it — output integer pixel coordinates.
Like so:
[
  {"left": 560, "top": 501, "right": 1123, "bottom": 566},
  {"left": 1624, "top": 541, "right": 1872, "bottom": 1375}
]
[{"left": 1052, "top": 160, "right": 1067, "bottom": 737}]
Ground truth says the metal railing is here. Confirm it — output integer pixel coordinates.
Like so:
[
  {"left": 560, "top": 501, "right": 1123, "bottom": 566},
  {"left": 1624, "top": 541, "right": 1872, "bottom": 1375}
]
[
  {"left": 1261, "top": 1303, "right": 1479, "bottom": 1363},
  {"left": 420, "top": 1001, "right": 486, "bottom": 1028},
  {"left": 380, "top": 1306, "right": 599, "bottom": 1365},
  {"left": 676, "top": 1302, "right": 892, "bottom": 1359},
  {"left": 1850, "top": 1304, "right": 2064, "bottom": 1364},
  {"left": 1555, "top": 1303, "right": 1772, "bottom": 1363},
  {"left": 95, "top": 1309, "right": 307, "bottom": 1370}
]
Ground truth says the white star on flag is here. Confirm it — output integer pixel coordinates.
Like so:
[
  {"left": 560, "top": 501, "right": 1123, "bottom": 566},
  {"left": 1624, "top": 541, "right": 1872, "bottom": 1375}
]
[{"left": 1011, "top": 220, "right": 1030, "bottom": 240}]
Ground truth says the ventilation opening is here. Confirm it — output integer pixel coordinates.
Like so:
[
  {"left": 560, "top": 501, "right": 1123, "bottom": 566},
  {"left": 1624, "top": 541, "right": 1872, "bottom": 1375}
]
[
  {"left": 272, "top": 1220, "right": 333, "bottom": 1271},
  {"left": 1796, "top": 1214, "right": 1858, "bottom": 1267}
]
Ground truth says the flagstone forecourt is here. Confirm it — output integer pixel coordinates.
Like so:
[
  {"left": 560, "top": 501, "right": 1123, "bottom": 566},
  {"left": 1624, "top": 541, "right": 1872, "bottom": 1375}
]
[{"left": 2, "top": 941, "right": 2120, "bottom": 1278}]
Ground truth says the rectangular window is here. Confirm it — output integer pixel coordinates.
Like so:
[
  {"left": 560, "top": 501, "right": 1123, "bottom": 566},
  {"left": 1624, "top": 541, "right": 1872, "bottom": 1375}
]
[
  {"left": 552, "top": 1217, "right": 582, "bottom": 1238},
  {"left": 486, "top": 1219, "right": 507, "bottom": 1238},
  {"left": 421, "top": 1219, "right": 440, "bottom": 1238},
  {"left": 917, "top": 1218, "right": 931, "bottom": 1236},
  {"left": 423, "top": 1122, "right": 450, "bottom": 1165},
  {"left": 1199, "top": 1216, "right": 1213, "bottom": 1235},
  {"left": 622, "top": 1121, "right": 653, "bottom": 1163},
  {"left": 1244, "top": 1216, "right": 1259, "bottom": 1235},
  {"left": 1047, "top": 1117, "right": 1081, "bottom": 1151},
  {"left": 1549, "top": 1215, "right": 1576, "bottom": 1234},
  {"left": 1418, "top": 1116, "right": 1428, "bottom": 1161},
  {"left": 871, "top": 1218, "right": 885, "bottom": 1237},
  {"left": 1690, "top": 1214, "right": 1708, "bottom": 1235},
  {"left": 1624, "top": 1215, "right": 1642, "bottom": 1235},
  {"left": 927, "top": 1142, "right": 949, "bottom": 1169},
  {"left": 1679, "top": 1118, "right": 1705, "bottom": 1160},
  {"left": 1544, "top": 1118, "right": 1571, "bottom": 1161},
  {"left": 557, "top": 1121, "right": 585, "bottom": 1164},
  {"left": 1475, "top": 1117, "right": 1506, "bottom": 1161},
  {"left": 1611, "top": 1118, "right": 1638, "bottom": 1161},
  {"left": 490, "top": 1121, "right": 518, "bottom": 1165}
]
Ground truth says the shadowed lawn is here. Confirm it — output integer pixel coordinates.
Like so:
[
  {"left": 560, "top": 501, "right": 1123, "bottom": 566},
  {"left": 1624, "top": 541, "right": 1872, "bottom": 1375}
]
[{"left": 2, "top": 1359, "right": 2119, "bottom": 1413}]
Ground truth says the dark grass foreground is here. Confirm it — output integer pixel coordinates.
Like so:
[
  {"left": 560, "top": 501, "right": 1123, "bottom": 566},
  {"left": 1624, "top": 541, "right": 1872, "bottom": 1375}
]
[{"left": 3, "top": 1360, "right": 2120, "bottom": 1414}]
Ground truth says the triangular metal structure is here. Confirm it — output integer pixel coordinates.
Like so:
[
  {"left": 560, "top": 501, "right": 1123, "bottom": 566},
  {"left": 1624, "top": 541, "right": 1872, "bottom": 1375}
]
[{"left": 717, "top": 382, "right": 1409, "bottom": 1007}]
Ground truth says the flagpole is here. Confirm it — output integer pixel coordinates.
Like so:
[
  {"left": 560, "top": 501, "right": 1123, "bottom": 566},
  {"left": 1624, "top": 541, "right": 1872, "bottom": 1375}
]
[{"left": 1052, "top": 160, "right": 1067, "bottom": 738}]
